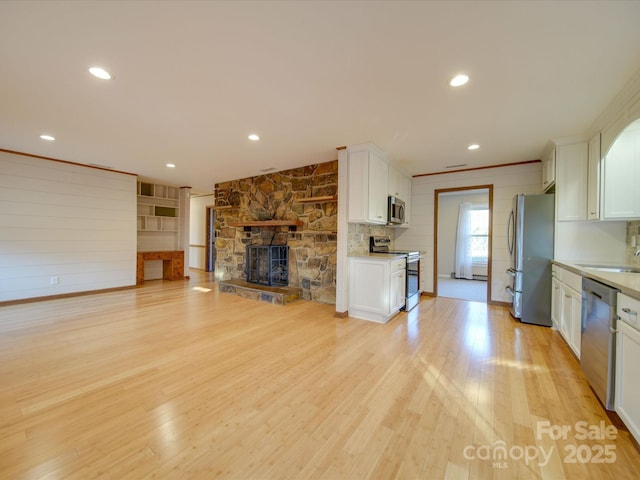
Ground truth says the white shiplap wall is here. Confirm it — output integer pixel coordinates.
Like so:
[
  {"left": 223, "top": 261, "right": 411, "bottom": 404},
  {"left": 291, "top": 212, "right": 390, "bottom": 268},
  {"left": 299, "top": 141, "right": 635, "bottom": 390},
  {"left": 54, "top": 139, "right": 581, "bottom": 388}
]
[
  {"left": 395, "top": 162, "right": 542, "bottom": 303},
  {"left": 0, "top": 151, "right": 137, "bottom": 302}
]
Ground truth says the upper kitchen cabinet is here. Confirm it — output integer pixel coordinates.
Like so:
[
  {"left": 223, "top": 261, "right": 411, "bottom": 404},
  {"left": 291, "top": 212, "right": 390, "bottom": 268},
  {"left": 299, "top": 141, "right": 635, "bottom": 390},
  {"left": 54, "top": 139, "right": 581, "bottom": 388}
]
[
  {"left": 347, "top": 143, "right": 389, "bottom": 224},
  {"left": 556, "top": 141, "right": 588, "bottom": 221},
  {"left": 388, "top": 165, "right": 409, "bottom": 200},
  {"left": 542, "top": 147, "right": 556, "bottom": 192},
  {"left": 387, "top": 165, "right": 411, "bottom": 227},
  {"left": 587, "top": 132, "right": 601, "bottom": 220},
  {"left": 601, "top": 118, "right": 640, "bottom": 220}
]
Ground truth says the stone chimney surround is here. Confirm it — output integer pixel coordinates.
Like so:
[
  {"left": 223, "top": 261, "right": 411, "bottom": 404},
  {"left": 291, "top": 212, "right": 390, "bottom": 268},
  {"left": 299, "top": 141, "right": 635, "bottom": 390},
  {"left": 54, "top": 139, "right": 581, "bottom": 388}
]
[{"left": 214, "top": 160, "right": 338, "bottom": 304}]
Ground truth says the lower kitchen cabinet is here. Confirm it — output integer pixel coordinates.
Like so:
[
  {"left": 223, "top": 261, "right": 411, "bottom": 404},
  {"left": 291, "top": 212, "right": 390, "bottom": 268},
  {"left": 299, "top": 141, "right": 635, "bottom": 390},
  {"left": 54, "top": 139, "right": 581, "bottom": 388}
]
[
  {"left": 566, "top": 285, "right": 582, "bottom": 358},
  {"left": 616, "top": 294, "right": 640, "bottom": 445},
  {"left": 349, "top": 256, "right": 406, "bottom": 323},
  {"left": 551, "top": 265, "right": 582, "bottom": 358}
]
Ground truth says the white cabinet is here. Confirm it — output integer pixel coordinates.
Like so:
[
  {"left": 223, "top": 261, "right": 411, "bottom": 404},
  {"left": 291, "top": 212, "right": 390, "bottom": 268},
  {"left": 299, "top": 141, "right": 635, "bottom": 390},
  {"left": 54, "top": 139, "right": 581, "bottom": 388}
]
[
  {"left": 551, "top": 277, "right": 562, "bottom": 328},
  {"left": 542, "top": 148, "right": 556, "bottom": 192},
  {"left": 616, "top": 293, "right": 640, "bottom": 444},
  {"left": 347, "top": 144, "right": 389, "bottom": 224},
  {"left": 348, "top": 256, "right": 406, "bottom": 323},
  {"left": 566, "top": 286, "right": 582, "bottom": 358},
  {"left": 587, "top": 132, "right": 601, "bottom": 220},
  {"left": 388, "top": 166, "right": 410, "bottom": 201},
  {"left": 601, "top": 119, "right": 640, "bottom": 220},
  {"left": 390, "top": 267, "right": 406, "bottom": 313},
  {"left": 551, "top": 265, "right": 582, "bottom": 358},
  {"left": 556, "top": 142, "right": 588, "bottom": 221},
  {"left": 388, "top": 165, "right": 403, "bottom": 198}
]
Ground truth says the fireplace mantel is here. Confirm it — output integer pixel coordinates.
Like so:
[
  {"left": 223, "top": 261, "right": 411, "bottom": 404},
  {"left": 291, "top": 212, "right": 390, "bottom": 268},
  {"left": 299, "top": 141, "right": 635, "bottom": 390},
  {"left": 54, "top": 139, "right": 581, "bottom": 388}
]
[{"left": 229, "top": 220, "right": 303, "bottom": 228}]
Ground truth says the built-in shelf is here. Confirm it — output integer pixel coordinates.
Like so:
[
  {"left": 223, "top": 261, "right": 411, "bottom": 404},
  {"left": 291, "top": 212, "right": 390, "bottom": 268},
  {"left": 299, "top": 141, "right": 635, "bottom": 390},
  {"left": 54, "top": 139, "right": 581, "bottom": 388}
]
[
  {"left": 296, "top": 196, "right": 337, "bottom": 203},
  {"left": 229, "top": 220, "right": 303, "bottom": 228},
  {"left": 137, "top": 181, "right": 180, "bottom": 232}
]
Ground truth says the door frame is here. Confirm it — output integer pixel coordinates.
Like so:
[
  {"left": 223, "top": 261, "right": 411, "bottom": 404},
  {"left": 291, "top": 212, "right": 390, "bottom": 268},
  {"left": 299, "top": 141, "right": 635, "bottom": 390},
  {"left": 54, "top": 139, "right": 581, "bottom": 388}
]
[
  {"left": 434, "top": 184, "right": 493, "bottom": 302},
  {"left": 205, "top": 206, "right": 215, "bottom": 273}
]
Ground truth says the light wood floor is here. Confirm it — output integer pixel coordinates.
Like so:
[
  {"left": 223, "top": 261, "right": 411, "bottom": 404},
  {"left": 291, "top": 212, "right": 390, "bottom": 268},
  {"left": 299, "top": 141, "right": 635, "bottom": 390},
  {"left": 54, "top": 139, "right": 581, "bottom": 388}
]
[{"left": 1, "top": 271, "right": 639, "bottom": 479}]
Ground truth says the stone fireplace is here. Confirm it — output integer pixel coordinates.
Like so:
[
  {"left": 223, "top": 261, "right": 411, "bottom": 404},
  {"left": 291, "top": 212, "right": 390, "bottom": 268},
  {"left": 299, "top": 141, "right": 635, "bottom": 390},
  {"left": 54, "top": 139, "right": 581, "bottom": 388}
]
[{"left": 214, "top": 160, "right": 337, "bottom": 303}]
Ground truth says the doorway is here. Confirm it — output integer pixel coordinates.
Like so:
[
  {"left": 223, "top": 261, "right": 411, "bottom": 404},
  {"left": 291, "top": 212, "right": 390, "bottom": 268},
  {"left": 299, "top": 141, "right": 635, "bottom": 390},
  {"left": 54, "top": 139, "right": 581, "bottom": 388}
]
[
  {"left": 434, "top": 185, "right": 493, "bottom": 302},
  {"left": 205, "top": 207, "right": 216, "bottom": 273}
]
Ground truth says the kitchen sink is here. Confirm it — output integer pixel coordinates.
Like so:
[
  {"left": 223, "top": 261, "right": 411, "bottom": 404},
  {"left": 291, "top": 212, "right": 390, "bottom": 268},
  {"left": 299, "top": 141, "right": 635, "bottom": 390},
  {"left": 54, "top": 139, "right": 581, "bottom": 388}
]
[{"left": 577, "top": 264, "right": 640, "bottom": 273}]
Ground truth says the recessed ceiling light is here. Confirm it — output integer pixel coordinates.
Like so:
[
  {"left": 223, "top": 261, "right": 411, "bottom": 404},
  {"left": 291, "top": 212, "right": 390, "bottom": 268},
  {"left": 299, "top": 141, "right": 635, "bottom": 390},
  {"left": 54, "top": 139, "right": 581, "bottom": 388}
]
[
  {"left": 467, "top": 144, "right": 480, "bottom": 150},
  {"left": 166, "top": 163, "right": 176, "bottom": 168},
  {"left": 248, "top": 134, "right": 260, "bottom": 141},
  {"left": 449, "top": 74, "right": 469, "bottom": 87},
  {"left": 89, "top": 66, "right": 112, "bottom": 80},
  {"left": 40, "top": 134, "right": 55, "bottom": 141}
]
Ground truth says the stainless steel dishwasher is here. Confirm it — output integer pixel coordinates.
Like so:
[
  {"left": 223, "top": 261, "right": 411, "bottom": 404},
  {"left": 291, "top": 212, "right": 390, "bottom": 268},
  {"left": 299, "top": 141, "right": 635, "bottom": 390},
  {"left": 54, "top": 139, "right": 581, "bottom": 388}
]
[{"left": 581, "top": 277, "right": 619, "bottom": 410}]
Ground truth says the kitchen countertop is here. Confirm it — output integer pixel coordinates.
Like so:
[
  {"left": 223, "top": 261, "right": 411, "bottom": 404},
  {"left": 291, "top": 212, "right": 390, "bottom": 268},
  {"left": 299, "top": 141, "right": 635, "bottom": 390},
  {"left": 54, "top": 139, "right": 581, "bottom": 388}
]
[
  {"left": 348, "top": 253, "right": 408, "bottom": 260},
  {"left": 553, "top": 260, "right": 640, "bottom": 300}
]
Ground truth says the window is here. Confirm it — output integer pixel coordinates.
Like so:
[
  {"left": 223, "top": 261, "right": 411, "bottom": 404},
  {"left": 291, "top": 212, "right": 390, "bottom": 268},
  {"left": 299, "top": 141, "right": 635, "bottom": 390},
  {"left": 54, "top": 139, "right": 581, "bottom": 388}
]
[{"left": 469, "top": 207, "right": 488, "bottom": 263}]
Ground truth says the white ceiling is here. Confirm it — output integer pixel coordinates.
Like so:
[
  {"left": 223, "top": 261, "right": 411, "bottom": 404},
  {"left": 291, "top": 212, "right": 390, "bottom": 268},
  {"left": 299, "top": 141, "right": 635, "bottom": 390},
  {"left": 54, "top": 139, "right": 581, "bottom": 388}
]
[{"left": 1, "top": 1, "right": 640, "bottom": 194}]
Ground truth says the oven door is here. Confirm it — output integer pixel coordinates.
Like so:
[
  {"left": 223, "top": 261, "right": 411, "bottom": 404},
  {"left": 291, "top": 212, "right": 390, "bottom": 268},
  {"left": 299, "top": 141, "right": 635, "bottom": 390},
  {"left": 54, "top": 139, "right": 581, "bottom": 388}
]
[{"left": 403, "top": 256, "right": 420, "bottom": 311}]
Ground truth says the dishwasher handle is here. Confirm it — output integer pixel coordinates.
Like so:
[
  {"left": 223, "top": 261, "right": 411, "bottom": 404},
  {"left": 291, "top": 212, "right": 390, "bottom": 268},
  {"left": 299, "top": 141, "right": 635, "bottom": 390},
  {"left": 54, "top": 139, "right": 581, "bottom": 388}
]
[{"left": 588, "top": 290, "right": 602, "bottom": 300}]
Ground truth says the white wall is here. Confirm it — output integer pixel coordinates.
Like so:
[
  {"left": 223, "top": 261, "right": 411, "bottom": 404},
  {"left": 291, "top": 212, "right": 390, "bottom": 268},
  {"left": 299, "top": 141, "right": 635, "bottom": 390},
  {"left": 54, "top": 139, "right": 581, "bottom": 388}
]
[
  {"left": 437, "top": 191, "right": 489, "bottom": 277},
  {"left": 395, "top": 162, "right": 542, "bottom": 303},
  {"left": 0, "top": 151, "right": 137, "bottom": 302},
  {"left": 555, "top": 221, "right": 626, "bottom": 263},
  {"left": 189, "top": 194, "right": 214, "bottom": 269}
]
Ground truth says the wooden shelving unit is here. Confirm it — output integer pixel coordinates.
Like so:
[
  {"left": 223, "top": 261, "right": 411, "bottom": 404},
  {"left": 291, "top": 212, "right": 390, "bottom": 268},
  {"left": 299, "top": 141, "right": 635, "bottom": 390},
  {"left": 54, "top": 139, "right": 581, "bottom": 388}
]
[{"left": 137, "top": 181, "right": 180, "bottom": 232}]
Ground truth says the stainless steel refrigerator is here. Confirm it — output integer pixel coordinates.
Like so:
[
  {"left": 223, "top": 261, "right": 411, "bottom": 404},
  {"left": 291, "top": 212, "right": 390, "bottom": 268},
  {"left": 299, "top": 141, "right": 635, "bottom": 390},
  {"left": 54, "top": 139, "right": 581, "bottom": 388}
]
[{"left": 506, "top": 194, "right": 554, "bottom": 326}]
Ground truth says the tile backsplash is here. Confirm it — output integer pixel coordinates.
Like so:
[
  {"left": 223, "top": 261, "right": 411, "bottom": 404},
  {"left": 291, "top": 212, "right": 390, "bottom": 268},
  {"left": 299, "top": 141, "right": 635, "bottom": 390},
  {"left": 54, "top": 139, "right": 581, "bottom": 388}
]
[
  {"left": 626, "top": 221, "right": 640, "bottom": 265},
  {"left": 347, "top": 223, "right": 396, "bottom": 256}
]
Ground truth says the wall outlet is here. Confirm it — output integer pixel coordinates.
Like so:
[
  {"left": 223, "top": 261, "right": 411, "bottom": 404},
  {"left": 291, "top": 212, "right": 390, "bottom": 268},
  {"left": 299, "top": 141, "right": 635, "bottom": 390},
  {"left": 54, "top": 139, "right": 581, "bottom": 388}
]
[{"left": 50, "top": 276, "right": 60, "bottom": 285}]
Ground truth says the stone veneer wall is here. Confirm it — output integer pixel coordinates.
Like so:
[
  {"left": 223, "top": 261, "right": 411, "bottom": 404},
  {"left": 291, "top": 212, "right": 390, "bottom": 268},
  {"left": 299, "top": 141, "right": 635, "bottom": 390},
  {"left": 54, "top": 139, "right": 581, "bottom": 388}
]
[
  {"left": 627, "top": 221, "right": 640, "bottom": 266},
  {"left": 214, "top": 160, "right": 337, "bottom": 304}
]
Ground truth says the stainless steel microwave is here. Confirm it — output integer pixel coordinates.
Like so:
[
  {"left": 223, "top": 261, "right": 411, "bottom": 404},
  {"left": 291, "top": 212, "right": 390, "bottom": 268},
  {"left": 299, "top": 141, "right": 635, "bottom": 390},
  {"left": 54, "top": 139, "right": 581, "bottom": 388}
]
[{"left": 387, "top": 196, "right": 405, "bottom": 225}]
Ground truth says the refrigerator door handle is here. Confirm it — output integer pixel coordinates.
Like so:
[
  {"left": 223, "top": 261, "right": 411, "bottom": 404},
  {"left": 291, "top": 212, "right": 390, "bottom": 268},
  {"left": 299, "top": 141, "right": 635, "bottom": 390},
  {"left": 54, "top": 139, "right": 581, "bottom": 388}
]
[{"left": 507, "top": 210, "right": 515, "bottom": 255}]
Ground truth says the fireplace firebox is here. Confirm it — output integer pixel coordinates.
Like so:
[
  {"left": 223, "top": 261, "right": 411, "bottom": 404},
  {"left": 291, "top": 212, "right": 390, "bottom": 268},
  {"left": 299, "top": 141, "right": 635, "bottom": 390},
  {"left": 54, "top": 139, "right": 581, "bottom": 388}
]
[{"left": 246, "top": 245, "right": 289, "bottom": 287}]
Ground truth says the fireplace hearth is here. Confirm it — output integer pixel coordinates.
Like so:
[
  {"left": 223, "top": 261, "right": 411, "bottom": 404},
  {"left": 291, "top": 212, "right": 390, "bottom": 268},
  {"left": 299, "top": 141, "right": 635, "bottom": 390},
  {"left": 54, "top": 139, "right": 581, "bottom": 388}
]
[{"left": 246, "top": 245, "right": 289, "bottom": 287}]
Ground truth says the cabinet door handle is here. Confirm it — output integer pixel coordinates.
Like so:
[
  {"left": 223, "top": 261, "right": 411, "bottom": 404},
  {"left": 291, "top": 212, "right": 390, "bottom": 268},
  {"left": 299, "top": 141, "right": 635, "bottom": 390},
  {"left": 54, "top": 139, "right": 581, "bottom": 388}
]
[{"left": 622, "top": 307, "right": 638, "bottom": 316}]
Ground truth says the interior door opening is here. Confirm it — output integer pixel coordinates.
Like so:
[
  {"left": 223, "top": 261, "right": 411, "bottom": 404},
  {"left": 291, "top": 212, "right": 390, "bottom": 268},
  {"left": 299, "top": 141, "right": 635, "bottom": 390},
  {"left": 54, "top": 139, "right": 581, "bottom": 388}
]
[
  {"left": 434, "top": 186, "right": 493, "bottom": 303},
  {"left": 205, "top": 207, "right": 216, "bottom": 273}
]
